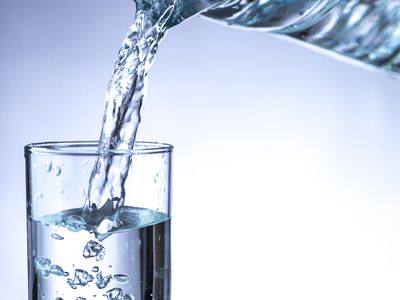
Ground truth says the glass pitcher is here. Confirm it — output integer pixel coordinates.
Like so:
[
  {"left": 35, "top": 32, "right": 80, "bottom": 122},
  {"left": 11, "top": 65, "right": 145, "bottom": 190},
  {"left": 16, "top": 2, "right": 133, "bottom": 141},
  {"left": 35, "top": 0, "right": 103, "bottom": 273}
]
[{"left": 177, "top": 0, "right": 400, "bottom": 77}]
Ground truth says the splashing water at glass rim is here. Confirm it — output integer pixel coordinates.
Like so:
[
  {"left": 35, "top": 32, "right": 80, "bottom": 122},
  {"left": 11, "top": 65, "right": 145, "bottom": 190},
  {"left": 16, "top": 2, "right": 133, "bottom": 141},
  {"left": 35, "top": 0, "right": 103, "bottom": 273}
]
[{"left": 84, "top": 0, "right": 400, "bottom": 234}]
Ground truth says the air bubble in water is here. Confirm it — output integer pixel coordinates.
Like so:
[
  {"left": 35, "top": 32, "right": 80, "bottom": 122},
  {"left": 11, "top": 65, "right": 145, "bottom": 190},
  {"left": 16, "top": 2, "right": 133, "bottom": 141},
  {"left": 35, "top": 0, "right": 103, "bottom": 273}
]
[
  {"left": 35, "top": 257, "right": 51, "bottom": 277},
  {"left": 51, "top": 233, "right": 64, "bottom": 240},
  {"left": 49, "top": 265, "right": 68, "bottom": 277},
  {"left": 96, "top": 271, "right": 112, "bottom": 289},
  {"left": 83, "top": 240, "right": 105, "bottom": 261},
  {"left": 92, "top": 266, "right": 99, "bottom": 273},
  {"left": 113, "top": 274, "right": 129, "bottom": 283},
  {"left": 104, "top": 288, "right": 124, "bottom": 300},
  {"left": 35, "top": 257, "right": 51, "bottom": 269},
  {"left": 69, "top": 269, "right": 94, "bottom": 287},
  {"left": 67, "top": 278, "right": 77, "bottom": 289}
]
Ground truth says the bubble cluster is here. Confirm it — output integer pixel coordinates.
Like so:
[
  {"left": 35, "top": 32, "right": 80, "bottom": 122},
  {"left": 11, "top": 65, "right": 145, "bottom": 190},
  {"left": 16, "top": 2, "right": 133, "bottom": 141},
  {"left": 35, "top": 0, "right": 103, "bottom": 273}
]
[
  {"left": 35, "top": 257, "right": 68, "bottom": 277},
  {"left": 32, "top": 207, "right": 169, "bottom": 299},
  {"left": 35, "top": 257, "right": 51, "bottom": 277},
  {"left": 96, "top": 272, "right": 112, "bottom": 289},
  {"left": 104, "top": 288, "right": 124, "bottom": 300},
  {"left": 83, "top": 240, "right": 105, "bottom": 261},
  {"left": 67, "top": 269, "right": 94, "bottom": 289},
  {"left": 103, "top": 287, "right": 135, "bottom": 300}
]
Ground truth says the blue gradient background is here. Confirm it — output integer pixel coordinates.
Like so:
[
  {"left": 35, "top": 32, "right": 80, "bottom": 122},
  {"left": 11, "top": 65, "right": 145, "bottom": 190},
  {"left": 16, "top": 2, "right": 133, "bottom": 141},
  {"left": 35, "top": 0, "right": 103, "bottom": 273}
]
[{"left": 2, "top": 1, "right": 400, "bottom": 299}]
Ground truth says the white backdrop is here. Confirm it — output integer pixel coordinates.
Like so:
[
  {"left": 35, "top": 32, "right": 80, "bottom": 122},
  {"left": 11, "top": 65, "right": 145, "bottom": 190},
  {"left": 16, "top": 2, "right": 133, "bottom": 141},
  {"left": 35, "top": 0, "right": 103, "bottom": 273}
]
[{"left": 1, "top": 0, "right": 400, "bottom": 299}]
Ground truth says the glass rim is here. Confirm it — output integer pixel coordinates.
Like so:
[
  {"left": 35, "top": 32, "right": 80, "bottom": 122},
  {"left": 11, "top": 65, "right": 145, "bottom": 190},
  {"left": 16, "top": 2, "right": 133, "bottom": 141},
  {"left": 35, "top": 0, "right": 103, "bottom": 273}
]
[{"left": 25, "top": 141, "right": 173, "bottom": 156}]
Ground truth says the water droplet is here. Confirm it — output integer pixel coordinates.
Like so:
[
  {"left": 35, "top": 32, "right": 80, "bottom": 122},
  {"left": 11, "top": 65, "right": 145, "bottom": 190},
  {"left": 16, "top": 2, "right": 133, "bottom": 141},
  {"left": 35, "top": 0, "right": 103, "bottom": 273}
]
[
  {"left": 123, "top": 295, "right": 135, "bottom": 300},
  {"left": 76, "top": 297, "right": 86, "bottom": 300},
  {"left": 52, "top": 163, "right": 62, "bottom": 176},
  {"left": 82, "top": 159, "right": 89, "bottom": 166},
  {"left": 51, "top": 233, "right": 64, "bottom": 240},
  {"left": 44, "top": 160, "right": 52, "bottom": 172},
  {"left": 34, "top": 193, "right": 43, "bottom": 201}
]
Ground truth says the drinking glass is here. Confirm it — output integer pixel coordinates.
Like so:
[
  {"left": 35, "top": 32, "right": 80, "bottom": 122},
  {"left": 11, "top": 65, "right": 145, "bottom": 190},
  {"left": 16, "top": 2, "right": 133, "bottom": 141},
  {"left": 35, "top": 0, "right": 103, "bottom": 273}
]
[{"left": 25, "top": 141, "right": 173, "bottom": 300}]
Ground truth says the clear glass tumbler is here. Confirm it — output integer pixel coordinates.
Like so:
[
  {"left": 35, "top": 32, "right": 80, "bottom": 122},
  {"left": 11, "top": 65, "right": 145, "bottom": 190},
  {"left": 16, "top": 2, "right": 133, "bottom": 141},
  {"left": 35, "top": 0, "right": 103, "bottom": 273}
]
[{"left": 25, "top": 141, "right": 173, "bottom": 300}]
